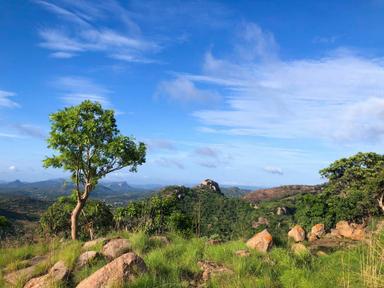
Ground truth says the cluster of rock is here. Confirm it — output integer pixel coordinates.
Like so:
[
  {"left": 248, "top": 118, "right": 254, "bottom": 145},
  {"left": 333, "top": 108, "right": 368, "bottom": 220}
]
[
  {"left": 240, "top": 220, "right": 367, "bottom": 256},
  {"left": 5, "top": 237, "right": 150, "bottom": 288},
  {"left": 287, "top": 221, "right": 366, "bottom": 244}
]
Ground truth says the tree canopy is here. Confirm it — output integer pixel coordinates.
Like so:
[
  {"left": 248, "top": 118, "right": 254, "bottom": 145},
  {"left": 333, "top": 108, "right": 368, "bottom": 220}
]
[{"left": 43, "top": 100, "right": 146, "bottom": 239}]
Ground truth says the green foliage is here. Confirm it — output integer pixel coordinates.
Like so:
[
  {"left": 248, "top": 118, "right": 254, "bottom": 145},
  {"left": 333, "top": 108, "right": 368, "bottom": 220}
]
[
  {"left": 0, "top": 215, "right": 13, "bottom": 239},
  {"left": 40, "top": 196, "right": 114, "bottom": 240},
  {"left": 294, "top": 152, "right": 384, "bottom": 229},
  {"left": 114, "top": 186, "right": 258, "bottom": 240},
  {"left": 43, "top": 100, "right": 146, "bottom": 187}
]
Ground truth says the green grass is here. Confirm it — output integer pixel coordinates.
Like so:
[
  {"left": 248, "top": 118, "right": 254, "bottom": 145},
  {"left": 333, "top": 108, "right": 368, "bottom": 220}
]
[{"left": 1, "top": 226, "right": 383, "bottom": 288}]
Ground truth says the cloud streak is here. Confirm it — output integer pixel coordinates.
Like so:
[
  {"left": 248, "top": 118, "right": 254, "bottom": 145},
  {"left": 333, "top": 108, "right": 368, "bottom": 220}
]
[
  {"left": 35, "top": 0, "right": 159, "bottom": 62},
  {"left": 54, "top": 76, "right": 112, "bottom": 106},
  {"left": 0, "top": 90, "right": 19, "bottom": 108},
  {"left": 160, "top": 22, "right": 384, "bottom": 144}
]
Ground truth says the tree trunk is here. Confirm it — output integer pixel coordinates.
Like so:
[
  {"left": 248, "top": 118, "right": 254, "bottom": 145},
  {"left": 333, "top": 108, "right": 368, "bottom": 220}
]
[
  {"left": 71, "top": 199, "right": 85, "bottom": 240},
  {"left": 378, "top": 193, "right": 384, "bottom": 213}
]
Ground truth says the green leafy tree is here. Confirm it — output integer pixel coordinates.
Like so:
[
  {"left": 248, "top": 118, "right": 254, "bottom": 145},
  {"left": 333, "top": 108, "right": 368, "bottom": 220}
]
[
  {"left": 43, "top": 101, "right": 146, "bottom": 240},
  {"left": 320, "top": 152, "right": 384, "bottom": 214}
]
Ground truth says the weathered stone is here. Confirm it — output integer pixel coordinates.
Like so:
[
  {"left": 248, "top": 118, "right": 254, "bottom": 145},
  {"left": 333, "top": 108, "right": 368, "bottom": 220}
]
[
  {"left": 207, "top": 239, "right": 221, "bottom": 245},
  {"left": 308, "top": 223, "right": 325, "bottom": 242},
  {"left": 335, "top": 221, "right": 366, "bottom": 240},
  {"left": 246, "top": 229, "right": 273, "bottom": 253},
  {"left": 76, "top": 252, "right": 147, "bottom": 288},
  {"left": 102, "top": 238, "right": 131, "bottom": 259},
  {"left": 197, "top": 260, "right": 233, "bottom": 282},
  {"left": 316, "top": 251, "right": 327, "bottom": 257},
  {"left": 235, "top": 249, "right": 250, "bottom": 257},
  {"left": 276, "top": 207, "right": 287, "bottom": 215},
  {"left": 83, "top": 237, "right": 108, "bottom": 250},
  {"left": 77, "top": 251, "right": 100, "bottom": 268},
  {"left": 288, "top": 225, "right": 306, "bottom": 242},
  {"left": 4, "top": 256, "right": 48, "bottom": 285},
  {"left": 291, "top": 243, "right": 308, "bottom": 255},
  {"left": 252, "top": 217, "right": 269, "bottom": 228},
  {"left": 149, "top": 235, "right": 170, "bottom": 245},
  {"left": 24, "top": 261, "right": 69, "bottom": 288},
  {"left": 198, "top": 179, "right": 222, "bottom": 194}
]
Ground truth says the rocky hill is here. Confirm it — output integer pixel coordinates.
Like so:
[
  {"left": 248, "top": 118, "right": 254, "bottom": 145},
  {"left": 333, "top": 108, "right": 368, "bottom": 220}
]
[{"left": 243, "top": 184, "right": 323, "bottom": 203}]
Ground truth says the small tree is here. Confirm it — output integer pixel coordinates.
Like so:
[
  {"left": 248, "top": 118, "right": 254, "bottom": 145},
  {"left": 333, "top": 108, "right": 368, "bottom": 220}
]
[{"left": 43, "top": 101, "right": 146, "bottom": 240}]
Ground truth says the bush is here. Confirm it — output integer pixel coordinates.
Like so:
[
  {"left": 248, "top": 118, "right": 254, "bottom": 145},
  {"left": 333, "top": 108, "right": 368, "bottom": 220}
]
[{"left": 40, "top": 196, "right": 113, "bottom": 240}]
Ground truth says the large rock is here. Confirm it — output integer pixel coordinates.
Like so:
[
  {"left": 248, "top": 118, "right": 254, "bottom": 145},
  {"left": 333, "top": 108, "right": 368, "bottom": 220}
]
[
  {"left": 197, "top": 260, "right": 233, "bottom": 282},
  {"left": 77, "top": 251, "right": 100, "bottom": 268},
  {"left": 291, "top": 243, "right": 309, "bottom": 255},
  {"left": 235, "top": 249, "right": 250, "bottom": 257},
  {"left": 76, "top": 252, "right": 147, "bottom": 288},
  {"left": 24, "top": 261, "right": 69, "bottom": 288},
  {"left": 288, "top": 225, "right": 306, "bottom": 242},
  {"left": 83, "top": 238, "right": 108, "bottom": 250},
  {"left": 308, "top": 224, "right": 325, "bottom": 241},
  {"left": 252, "top": 217, "right": 269, "bottom": 229},
  {"left": 4, "top": 256, "right": 47, "bottom": 285},
  {"left": 198, "top": 179, "right": 222, "bottom": 194},
  {"left": 102, "top": 238, "right": 131, "bottom": 259},
  {"left": 335, "top": 221, "right": 365, "bottom": 240},
  {"left": 246, "top": 229, "right": 273, "bottom": 253}
]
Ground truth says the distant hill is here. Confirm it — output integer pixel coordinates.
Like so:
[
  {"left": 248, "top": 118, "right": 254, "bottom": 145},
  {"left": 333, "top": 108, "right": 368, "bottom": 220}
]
[
  {"left": 243, "top": 185, "right": 323, "bottom": 203},
  {"left": 0, "top": 179, "right": 154, "bottom": 204}
]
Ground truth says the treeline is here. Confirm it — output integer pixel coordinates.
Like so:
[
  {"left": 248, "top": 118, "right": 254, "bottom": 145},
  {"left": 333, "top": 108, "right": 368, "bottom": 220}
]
[{"left": 37, "top": 152, "right": 384, "bottom": 243}]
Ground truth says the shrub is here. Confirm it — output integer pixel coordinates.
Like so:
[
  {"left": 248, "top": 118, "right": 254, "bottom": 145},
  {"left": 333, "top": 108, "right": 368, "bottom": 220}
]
[{"left": 40, "top": 196, "right": 113, "bottom": 240}]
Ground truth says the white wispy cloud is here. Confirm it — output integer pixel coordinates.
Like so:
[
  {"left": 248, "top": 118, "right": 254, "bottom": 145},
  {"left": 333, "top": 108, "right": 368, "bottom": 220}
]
[
  {"left": 8, "top": 165, "right": 17, "bottom": 172},
  {"left": 160, "top": 21, "right": 384, "bottom": 144},
  {"left": 156, "top": 76, "right": 220, "bottom": 103},
  {"left": 0, "top": 90, "right": 19, "bottom": 108},
  {"left": 263, "top": 166, "right": 283, "bottom": 175},
  {"left": 35, "top": 0, "right": 159, "bottom": 62},
  {"left": 54, "top": 76, "right": 111, "bottom": 106},
  {"left": 155, "top": 157, "right": 185, "bottom": 170}
]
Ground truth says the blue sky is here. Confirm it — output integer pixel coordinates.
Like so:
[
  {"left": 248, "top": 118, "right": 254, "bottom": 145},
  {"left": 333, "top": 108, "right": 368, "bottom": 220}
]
[{"left": 1, "top": 0, "right": 384, "bottom": 187}]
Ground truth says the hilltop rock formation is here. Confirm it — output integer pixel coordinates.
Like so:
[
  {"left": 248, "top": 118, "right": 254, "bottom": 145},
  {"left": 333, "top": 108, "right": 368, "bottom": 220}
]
[
  {"left": 288, "top": 225, "right": 306, "bottom": 242},
  {"left": 197, "top": 179, "right": 222, "bottom": 194},
  {"left": 76, "top": 252, "right": 147, "bottom": 288},
  {"left": 246, "top": 229, "right": 273, "bottom": 253},
  {"left": 243, "top": 185, "right": 323, "bottom": 203}
]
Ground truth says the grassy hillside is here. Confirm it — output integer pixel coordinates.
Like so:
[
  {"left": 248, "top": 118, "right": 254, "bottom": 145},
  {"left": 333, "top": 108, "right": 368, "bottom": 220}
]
[{"left": 0, "top": 227, "right": 383, "bottom": 288}]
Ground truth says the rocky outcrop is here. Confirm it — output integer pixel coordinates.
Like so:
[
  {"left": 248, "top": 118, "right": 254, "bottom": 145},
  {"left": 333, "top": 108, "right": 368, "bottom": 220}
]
[
  {"left": 335, "top": 221, "right": 365, "bottom": 240},
  {"left": 24, "top": 261, "right": 69, "bottom": 288},
  {"left": 102, "top": 238, "right": 131, "bottom": 259},
  {"left": 83, "top": 238, "right": 108, "bottom": 250},
  {"left": 149, "top": 235, "right": 170, "bottom": 245},
  {"left": 252, "top": 217, "right": 269, "bottom": 228},
  {"left": 197, "top": 260, "right": 233, "bottom": 282},
  {"left": 246, "top": 229, "right": 273, "bottom": 253},
  {"left": 77, "top": 251, "right": 100, "bottom": 268},
  {"left": 276, "top": 207, "right": 287, "bottom": 215},
  {"left": 308, "top": 224, "right": 325, "bottom": 241},
  {"left": 291, "top": 243, "right": 308, "bottom": 255},
  {"left": 235, "top": 249, "right": 250, "bottom": 257},
  {"left": 4, "top": 256, "right": 47, "bottom": 286},
  {"left": 288, "top": 225, "right": 306, "bottom": 242},
  {"left": 243, "top": 185, "right": 323, "bottom": 203},
  {"left": 198, "top": 179, "right": 222, "bottom": 194},
  {"left": 76, "top": 252, "right": 147, "bottom": 288}
]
